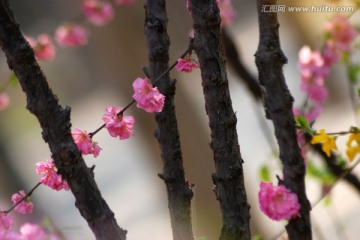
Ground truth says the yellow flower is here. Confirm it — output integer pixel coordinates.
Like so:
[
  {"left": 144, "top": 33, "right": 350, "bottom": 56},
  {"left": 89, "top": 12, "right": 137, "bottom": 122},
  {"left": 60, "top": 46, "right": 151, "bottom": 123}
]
[
  {"left": 346, "top": 132, "right": 360, "bottom": 161},
  {"left": 310, "top": 129, "right": 337, "bottom": 157},
  {"left": 346, "top": 132, "right": 360, "bottom": 148}
]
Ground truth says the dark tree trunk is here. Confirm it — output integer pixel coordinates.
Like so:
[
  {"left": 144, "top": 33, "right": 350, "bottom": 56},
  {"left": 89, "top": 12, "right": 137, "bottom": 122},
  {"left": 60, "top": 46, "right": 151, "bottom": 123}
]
[
  {"left": 189, "top": 1, "right": 251, "bottom": 239},
  {"left": 255, "top": 0, "right": 312, "bottom": 239},
  {"left": 0, "top": 1, "right": 126, "bottom": 239},
  {"left": 144, "top": 1, "right": 194, "bottom": 240}
]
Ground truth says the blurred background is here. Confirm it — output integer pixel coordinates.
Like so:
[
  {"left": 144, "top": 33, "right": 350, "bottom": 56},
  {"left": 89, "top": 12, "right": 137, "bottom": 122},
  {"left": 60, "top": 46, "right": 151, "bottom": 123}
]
[{"left": 0, "top": 0, "right": 360, "bottom": 239}]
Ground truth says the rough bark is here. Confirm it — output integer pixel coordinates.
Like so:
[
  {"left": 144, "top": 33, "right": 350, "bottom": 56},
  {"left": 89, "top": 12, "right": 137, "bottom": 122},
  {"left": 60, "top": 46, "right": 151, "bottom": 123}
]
[
  {"left": 144, "top": 1, "right": 194, "bottom": 240},
  {"left": 189, "top": 1, "right": 251, "bottom": 239},
  {"left": 255, "top": 0, "right": 312, "bottom": 239},
  {"left": 0, "top": 1, "right": 126, "bottom": 239}
]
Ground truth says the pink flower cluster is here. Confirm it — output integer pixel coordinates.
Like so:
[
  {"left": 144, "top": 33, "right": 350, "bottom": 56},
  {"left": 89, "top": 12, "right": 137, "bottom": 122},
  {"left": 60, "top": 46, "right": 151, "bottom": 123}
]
[
  {"left": 55, "top": 24, "right": 89, "bottom": 48},
  {"left": 72, "top": 128, "right": 102, "bottom": 157},
  {"left": 102, "top": 106, "right": 135, "bottom": 140},
  {"left": 11, "top": 190, "right": 34, "bottom": 215},
  {"left": 324, "top": 15, "right": 357, "bottom": 53},
  {"left": 176, "top": 57, "right": 199, "bottom": 73},
  {"left": 0, "top": 220, "right": 56, "bottom": 240},
  {"left": 26, "top": 34, "right": 56, "bottom": 61},
  {"left": 295, "top": 15, "right": 357, "bottom": 158},
  {"left": 132, "top": 77, "right": 165, "bottom": 113},
  {"left": 258, "top": 182, "right": 300, "bottom": 221},
  {"left": 35, "top": 160, "right": 69, "bottom": 191}
]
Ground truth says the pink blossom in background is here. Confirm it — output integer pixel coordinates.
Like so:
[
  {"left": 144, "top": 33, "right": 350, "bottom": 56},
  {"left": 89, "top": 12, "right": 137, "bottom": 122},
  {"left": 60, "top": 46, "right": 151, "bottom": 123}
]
[
  {"left": 293, "top": 104, "right": 323, "bottom": 123},
  {"left": 54, "top": 24, "right": 89, "bottom": 48},
  {"left": 102, "top": 106, "right": 135, "bottom": 140},
  {"left": 114, "top": 0, "right": 135, "bottom": 5},
  {"left": 72, "top": 128, "right": 101, "bottom": 157},
  {"left": 35, "top": 160, "right": 69, "bottom": 191},
  {"left": 0, "top": 93, "right": 10, "bottom": 111},
  {"left": 258, "top": 182, "right": 300, "bottom": 221},
  {"left": 83, "top": 0, "right": 114, "bottom": 26},
  {"left": 322, "top": 41, "right": 340, "bottom": 66},
  {"left": 11, "top": 190, "right": 34, "bottom": 214},
  {"left": 0, "top": 213, "right": 14, "bottom": 232},
  {"left": 298, "top": 45, "right": 328, "bottom": 81},
  {"left": 26, "top": 34, "right": 56, "bottom": 61},
  {"left": 19, "top": 223, "right": 46, "bottom": 240},
  {"left": 324, "top": 15, "right": 356, "bottom": 52},
  {"left": 0, "top": 230, "right": 20, "bottom": 240},
  {"left": 218, "top": 0, "right": 236, "bottom": 26},
  {"left": 176, "top": 57, "right": 199, "bottom": 72},
  {"left": 132, "top": 77, "right": 165, "bottom": 113}
]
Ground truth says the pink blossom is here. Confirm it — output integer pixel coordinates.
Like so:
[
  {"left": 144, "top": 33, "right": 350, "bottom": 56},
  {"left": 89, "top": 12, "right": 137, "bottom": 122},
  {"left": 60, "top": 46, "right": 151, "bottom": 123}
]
[
  {"left": 19, "top": 223, "right": 46, "bottom": 240},
  {"left": 0, "top": 93, "right": 10, "bottom": 111},
  {"left": 0, "top": 230, "right": 20, "bottom": 240},
  {"left": 54, "top": 24, "right": 89, "bottom": 48},
  {"left": 132, "top": 77, "right": 165, "bottom": 113},
  {"left": 324, "top": 15, "right": 356, "bottom": 52},
  {"left": 176, "top": 57, "right": 199, "bottom": 72},
  {"left": 26, "top": 34, "right": 56, "bottom": 61},
  {"left": 114, "top": 0, "right": 135, "bottom": 5},
  {"left": 72, "top": 128, "right": 101, "bottom": 157},
  {"left": 102, "top": 106, "right": 135, "bottom": 140},
  {"left": 218, "top": 0, "right": 236, "bottom": 26},
  {"left": 35, "top": 160, "right": 69, "bottom": 191},
  {"left": 83, "top": 0, "right": 114, "bottom": 26},
  {"left": 293, "top": 104, "right": 323, "bottom": 123},
  {"left": 258, "top": 182, "right": 300, "bottom": 221},
  {"left": 322, "top": 41, "right": 340, "bottom": 66},
  {"left": 0, "top": 213, "right": 14, "bottom": 232},
  {"left": 11, "top": 190, "right": 34, "bottom": 214}
]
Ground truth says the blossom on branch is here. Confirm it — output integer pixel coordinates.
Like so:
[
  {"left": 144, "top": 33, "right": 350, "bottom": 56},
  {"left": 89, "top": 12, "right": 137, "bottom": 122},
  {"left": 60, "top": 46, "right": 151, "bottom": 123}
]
[
  {"left": 72, "top": 128, "right": 101, "bottom": 157},
  {"left": 176, "top": 57, "right": 199, "bottom": 73},
  {"left": 258, "top": 182, "right": 300, "bottom": 221},
  {"left": 55, "top": 23, "right": 89, "bottom": 48},
  {"left": 11, "top": 190, "right": 34, "bottom": 214},
  {"left": 26, "top": 34, "right": 56, "bottom": 61},
  {"left": 102, "top": 106, "right": 135, "bottom": 140},
  {"left": 83, "top": 0, "right": 114, "bottom": 26},
  {"left": 310, "top": 129, "right": 337, "bottom": 157},
  {"left": 35, "top": 160, "right": 69, "bottom": 191},
  {"left": 132, "top": 77, "right": 165, "bottom": 113}
]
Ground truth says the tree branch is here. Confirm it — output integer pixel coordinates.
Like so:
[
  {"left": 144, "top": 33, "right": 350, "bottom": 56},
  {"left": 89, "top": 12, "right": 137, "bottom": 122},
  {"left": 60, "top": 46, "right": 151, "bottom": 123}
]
[
  {"left": 255, "top": 1, "right": 312, "bottom": 239},
  {"left": 144, "top": 1, "right": 194, "bottom": 240},
  {"left": 0, "top": 1, "right": 126, "bottom": 239},
  {"left": 189, "top": 1, "right": 251, "bottom": 239}
]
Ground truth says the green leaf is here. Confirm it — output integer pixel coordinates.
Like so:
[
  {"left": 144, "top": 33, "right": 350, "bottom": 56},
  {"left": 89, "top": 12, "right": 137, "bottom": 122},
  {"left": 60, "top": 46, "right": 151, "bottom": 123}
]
[
  {"left": 259, "top": 165, "right": 271, "bottom": 182},
  {"left": 252, "top": 234, "right": 264, "bottom": 240},
  {"left": 195, "top": 237, "right": 207, "bottom": 240},
  {"left": 347, "top": 65, "right": 360, "bottom": 84},
  {"left": 295, "top": 115, "right": 309, "bottom": 129},
  {"left": 307, "top": 160, "right": 335, "bottom": 185},
  {"left": 8, "top": 72, "right": 18, "bottom": 87},
  {"left": 342, "top": 51, "right": 350, "bottom": 64}
]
